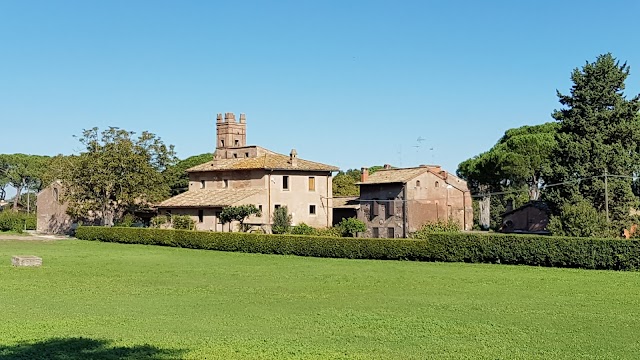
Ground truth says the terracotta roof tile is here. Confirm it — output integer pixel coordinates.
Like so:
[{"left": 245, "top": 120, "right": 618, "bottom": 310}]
[
  {"left": 357, "top": 167, "right": 430, "bottom": 184},
  {"left": 187, "top": 146, "right": 338, "bottom": 172},
  {"left": 158, "top": 189, "right": 264, "bottom": 208}
]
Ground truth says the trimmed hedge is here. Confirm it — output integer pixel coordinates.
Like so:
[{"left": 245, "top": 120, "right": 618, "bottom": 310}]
[
  {"left": 75, "top": 227, "right": 640, "bottom": 271},
  {"left": 0, "top": 212, "right": 36, "bottom": 232}
]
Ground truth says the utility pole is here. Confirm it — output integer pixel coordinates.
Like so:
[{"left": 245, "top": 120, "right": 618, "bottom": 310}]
[{"left": 604, "top": 169, "right": 609, "bottom": 223}]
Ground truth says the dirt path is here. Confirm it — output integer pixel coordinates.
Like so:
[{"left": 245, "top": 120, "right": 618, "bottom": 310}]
[{"left": 0, "top": 232, "right": 70, "bottom": 241}]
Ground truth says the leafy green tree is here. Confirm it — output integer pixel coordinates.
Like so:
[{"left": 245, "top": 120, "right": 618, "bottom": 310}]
[
  {"left": 333, "top": 167, "right": 386, "bottom": 197},
  {"left": 219, "top": 204, "right": 261, "bottom": 232},
  {"left": 163, "top": 153, "right": 212, "bottom": 196},
  {"left": 337, "top": 217, "right": 366, "bottom": 237},
  {"left": 333, "top": 169, "right": 361, "bottom": 196},
  {"left": 457, "top": 123, "right": 557, "bottom": 229},
  {"left": 272, "top": 206, "right": 292, "bottom": 234},
  {"left": 547, "top": 200, "right": 609, "bottom": 238},
  {"left": 543, "top": 53, "right": 640, "bottom": 226},
  {"left": 0, "top": 154, "right": 50, "bottom": 211},
  {"left": 60, "top": 127, "right": 177, "bottom": 226},
  {"left": 458, "top": 122, "right": 558, "bottom": 200}
]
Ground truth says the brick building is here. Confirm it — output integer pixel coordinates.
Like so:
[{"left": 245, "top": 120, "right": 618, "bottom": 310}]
[{"left": 356, "top": 165, "right": 472, "bottom": 238}]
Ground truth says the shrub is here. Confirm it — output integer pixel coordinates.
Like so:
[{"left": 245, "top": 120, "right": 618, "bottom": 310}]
[
  {"left": 272, "top": 206, "right": 291, "bottom": 234},
  {"left": 115, "top": 213, "right": 138, "bottom": 227},
  {"left": 412, "top": 219, "right": 461, "bottom": 239},
  {"left": 337, "top": 218, "right": 366, "bottom": 237},
  {"left": 75, "top": 227, "right": 640, "bottom": 271},
  {"left": 172, "top": 215, "right": 195, "bottom": 230},
  {"left": 313, "top": 226, "right": 342, "bottom": 237},
  {"left": 291, "top": 222, "right": 315, "bottom": 235},
  {"left": 150, "top": 215, "right": 167, "bottom": 228},
  {"left": 548, "top": 200, "right": 610, "bottom": 238},
  {"left": 0, "top": 212, "right": 36, "bottom": 232}
]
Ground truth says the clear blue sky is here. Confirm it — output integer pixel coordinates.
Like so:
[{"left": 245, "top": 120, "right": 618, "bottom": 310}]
[{"left": 2, "top": 0, "right": 640, "bottom": 174}]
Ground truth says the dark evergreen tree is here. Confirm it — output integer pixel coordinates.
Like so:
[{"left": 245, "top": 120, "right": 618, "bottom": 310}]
[{"left": 543, "top": 53, "right": 640, "bottom": 226}]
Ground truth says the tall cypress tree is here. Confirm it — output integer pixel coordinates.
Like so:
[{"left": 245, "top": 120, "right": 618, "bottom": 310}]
[{"left": 544, "top": 54, "right": 640, "bottom": 224}]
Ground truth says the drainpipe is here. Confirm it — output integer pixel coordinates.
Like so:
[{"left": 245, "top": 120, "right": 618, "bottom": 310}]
[
  {"left": 326, "top": 173, "right": 330, "bottom": 227},
  {"left": 268, "top": 171, "right": 272, "bottom": 228},
  {"left": 402, "top": 184, "right": 407, "bottom": 238}
]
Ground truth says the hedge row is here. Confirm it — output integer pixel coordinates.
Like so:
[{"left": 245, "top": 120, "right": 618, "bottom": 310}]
[
  {"left": 75, "top": 227, "right": 640, "bottom": 270},
  {"left": 0, "top": 212, "right": 36, "bottom": 232}
]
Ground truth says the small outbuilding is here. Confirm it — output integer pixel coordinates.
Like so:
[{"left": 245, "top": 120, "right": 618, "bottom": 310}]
[{"left": 500, "top": 201, "right": 550, "bottom": 235}]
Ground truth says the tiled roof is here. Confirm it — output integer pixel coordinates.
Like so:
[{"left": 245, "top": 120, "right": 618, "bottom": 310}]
[
  {"left": 357, "top": 167, "right": 430, "bottom": 184},
  {"left": 187, "top": 146, "right": 338, "bottom": 172},
  {"left": 333, "top": 196, "right": 360, "bottom": 209},
  {"left": 158, "top": 189, "right": 264, "bottom": 208}
]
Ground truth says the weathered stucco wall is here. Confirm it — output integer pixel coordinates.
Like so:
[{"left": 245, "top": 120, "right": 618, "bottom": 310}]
[
  {"left": 165, "top": 170, "right": 333, "bottom": 231},
  {"left": 36, "top": 183, "right": 72, "bottom": 234}
]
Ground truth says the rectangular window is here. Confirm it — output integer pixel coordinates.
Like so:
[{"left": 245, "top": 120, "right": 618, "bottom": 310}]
[
  {"left": 235, "top": 139, "right": 239, "bottom": 146},
  {"left": 200, "top": 180, "right": 205, "bottom": 189},
  {"left": 233, "top": 153, "right": 238, "bottom": 158},
  {"left": 223, "top": 179, "right": 228, "bottom": 188},
  {"left": 220, "top": 140, "right": 225, "bottom": 147},
  {"left": 215, "top": 211, "right": 222, "bottom": 224},
  {"left": 309, "top": 204, "right": 316, "bottom": 215},
  {"left": 372, "top": 227, "right": 379, "bottom": 238},
  {"left": 387, "top": 227, "right": 395, "bottom": 238},
  {"left": 283, "top": 176, "right": 289, "bottom": 190},
  {"left": 308, "top": 177, "right": 316, "bottom": 191},
  {"left": 387, "top": 198, "right": 396, "bottom": 217},
  {"left": 274, "top": 204, "right": 281, "bottom": 210},
  {"left": 245, "top": 152, "right": 249, "bottom": 158},
  {"left": 371, "top": 200, "right": 379, "bottom": 217},
  {"left": 258, "top": 205, "right": 263, "bottom": 216},
  {"left": 198, "top": 210, "right": 204, "bottom": 223}
]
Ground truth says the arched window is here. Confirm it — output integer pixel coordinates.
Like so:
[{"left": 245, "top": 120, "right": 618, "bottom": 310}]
[
  {"left": 416, "top": 180, "right": 421, "bottom": 187},
  {"left": 53, "top": 188, "right": 59, "bottom": 202},
  {"left": 435, "top": 181, "right": 439, "bottom": 188}
]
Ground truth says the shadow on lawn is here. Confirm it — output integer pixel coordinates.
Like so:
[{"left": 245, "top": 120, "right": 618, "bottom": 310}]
[{"left": 0, "top": 337, "right": 184, "bottom": 360}]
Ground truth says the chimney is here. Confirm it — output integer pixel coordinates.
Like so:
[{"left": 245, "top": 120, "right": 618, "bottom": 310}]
[
  {"left": 383, "top": 164, "right": 391, "bottom": 169},
  {"left": 290, "top": 149, "right": 298, "bottom": 167},
  {"left": 216, "top": 113, "right": 223, "bottom": 123},
  {"left": 506, "top": 199, "right": 514, "bottom": 213},
  {"left": 361, "top": 167, "right": 369, "bottom": 182},
  {"left": 239, "top": 113, "right": 246, "bottom": 123}
]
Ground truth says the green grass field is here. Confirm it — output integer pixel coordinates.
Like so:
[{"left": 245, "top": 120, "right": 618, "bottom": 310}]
[{"left": 0, "top": 239, "right": 639, "bottom": 359}]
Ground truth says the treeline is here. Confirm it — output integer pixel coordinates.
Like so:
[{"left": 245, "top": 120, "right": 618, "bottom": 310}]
[
  {"left": 1, "top": 128, "right": 212, "bottom": 225},
  {"left": 457, "top": 53, "right": 640, "bottom": 237}
]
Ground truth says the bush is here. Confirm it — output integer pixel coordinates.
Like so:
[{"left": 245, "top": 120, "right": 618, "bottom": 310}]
[
  {"left": 272, "top": 206, "right": 291, "bottom": 234},
  {"left": 312, "top": 226, "right": 342, "bottom": 237},
  {"left": 291, "top": 222, "right": 315, "bottom": 235},
  {"left": 114, "top": 213, "right": 138, "bottom": 227},
  {"left": 172, "top": 215, "right": 195, "bottom": 230},
  {"left": 548, "top": 200, "right": 610, "bottom": 238},
  {"left": 0, "top": 212, "right": 36, "bottom": 232},
  {"left": 75, "top": 227, "right": 640, "bottom": 271},
  {"left": 412, "top": 219, "right": 461, "bottom": 239},
  {"left": 337, "top": 218, "right": 366, "bottom": 237},
  {"left": 150, "top": 215, "right": 167, "bottom": 228}
]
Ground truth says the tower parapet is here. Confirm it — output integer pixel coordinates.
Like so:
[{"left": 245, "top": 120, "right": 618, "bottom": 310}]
[{"left": 216, "top": 112, "right": 247, "bottom": 150}]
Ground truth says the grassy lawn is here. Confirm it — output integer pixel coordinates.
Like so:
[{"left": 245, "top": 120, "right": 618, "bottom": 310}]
[{"left": 0, "top": 240, "right": 639, "bottom": 359}]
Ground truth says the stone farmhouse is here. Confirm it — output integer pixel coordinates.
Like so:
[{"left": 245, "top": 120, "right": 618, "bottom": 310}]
[
  {"left": 157, "top": 112, "right": 338, "bottom": 231},
  {"left": 356, "top": 165, "right": 473, "bottom": 238}
]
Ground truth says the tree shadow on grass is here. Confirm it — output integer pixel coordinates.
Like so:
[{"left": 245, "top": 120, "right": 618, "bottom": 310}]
[{"left": 0, "top": 337, "right": 184, "bottom": 360}]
